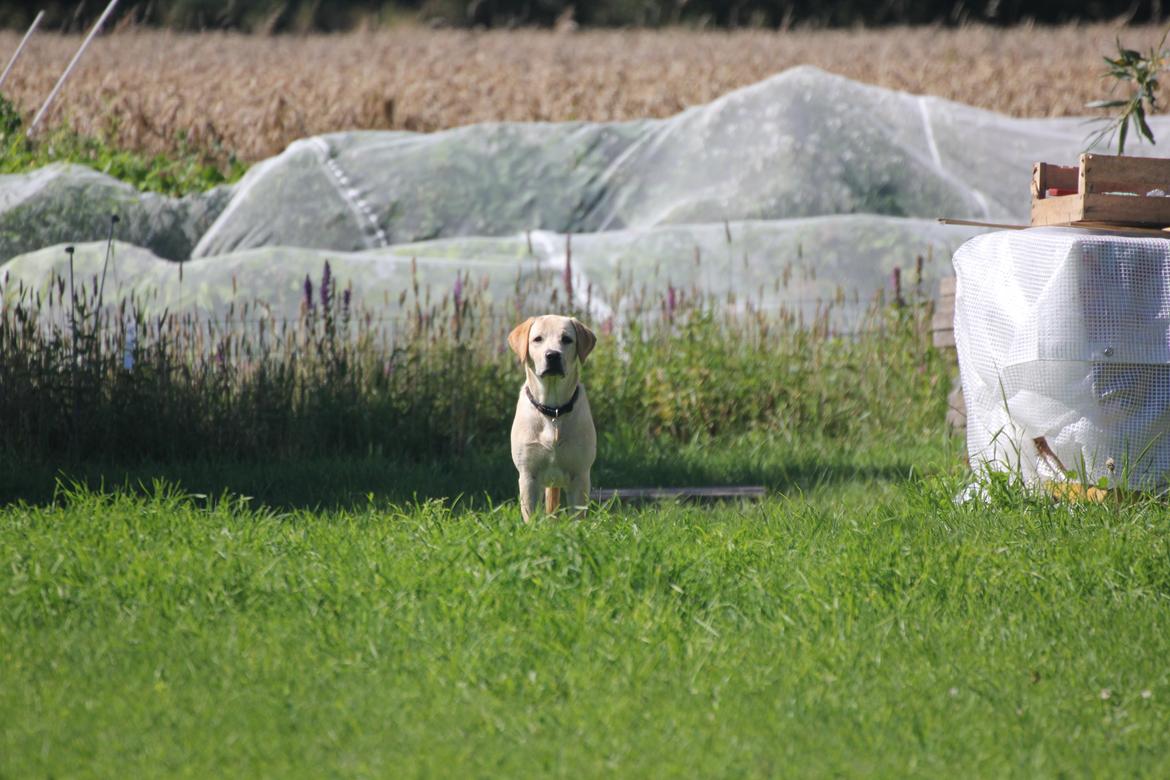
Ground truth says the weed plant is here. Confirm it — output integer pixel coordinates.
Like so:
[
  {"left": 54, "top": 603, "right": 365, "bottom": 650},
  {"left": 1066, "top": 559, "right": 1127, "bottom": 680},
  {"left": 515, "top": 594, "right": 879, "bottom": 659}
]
[{"left": 0, "top": 254, "right": 946, "bottom": 466}]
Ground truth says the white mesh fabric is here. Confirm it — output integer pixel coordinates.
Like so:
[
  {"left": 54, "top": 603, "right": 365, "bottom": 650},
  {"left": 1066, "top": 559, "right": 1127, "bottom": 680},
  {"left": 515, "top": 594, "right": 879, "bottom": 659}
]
[
  {"left": 955, "top": 227, "right": 1170, "bottom": 488},
  {"left": 2, "top": 215, "right": 980, "bottom": 330}
]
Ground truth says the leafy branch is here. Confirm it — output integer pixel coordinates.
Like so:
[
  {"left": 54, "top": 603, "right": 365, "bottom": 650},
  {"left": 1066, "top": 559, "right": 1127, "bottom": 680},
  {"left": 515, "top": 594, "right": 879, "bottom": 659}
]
[{"left": 1087, "top": 30, "right": 1170, "bottom": 154}]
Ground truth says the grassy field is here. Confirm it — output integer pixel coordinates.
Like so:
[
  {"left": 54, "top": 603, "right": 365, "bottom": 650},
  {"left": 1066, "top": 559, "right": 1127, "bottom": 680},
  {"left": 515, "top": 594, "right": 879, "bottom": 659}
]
[
  {"left": 4, "top": 434, "right": 1170, "bottom": 777},
  {"left": 1, "top": 23, "right": 1167, "bottom": 165}
]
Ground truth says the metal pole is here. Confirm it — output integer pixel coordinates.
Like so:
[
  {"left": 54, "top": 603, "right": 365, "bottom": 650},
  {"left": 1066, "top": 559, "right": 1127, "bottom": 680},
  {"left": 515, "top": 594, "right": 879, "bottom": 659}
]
[
  {"left": 27, "top": 0, "right": 120, "bottom": 136},
  {"left": 0, "top": 10, "right": 45, "bottom": 91}
]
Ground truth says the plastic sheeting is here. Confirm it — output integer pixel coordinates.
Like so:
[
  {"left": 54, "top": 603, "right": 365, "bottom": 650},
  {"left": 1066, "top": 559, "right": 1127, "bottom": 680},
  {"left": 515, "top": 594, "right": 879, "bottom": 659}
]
[
  {"left": 5, "top": 66, "right": 1170, "bottom": 264},
  {"left": 955, "top": 227, "right": 1170, "bottom": 489},
  {"left": 1, "top": 216, "right": 980, "bottom": 329}
]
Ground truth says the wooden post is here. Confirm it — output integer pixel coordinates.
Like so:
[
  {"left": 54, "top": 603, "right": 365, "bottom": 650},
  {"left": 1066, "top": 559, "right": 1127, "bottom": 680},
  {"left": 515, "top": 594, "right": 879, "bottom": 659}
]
[
  {"left": 932, "top": 275, "right": 966, "bottom": 434},
  {"left": 28, "top": 0, "right": 121, "bottom": 136},
  {"left": 0, "top": 10, "right": 44, "bottom": 90}
]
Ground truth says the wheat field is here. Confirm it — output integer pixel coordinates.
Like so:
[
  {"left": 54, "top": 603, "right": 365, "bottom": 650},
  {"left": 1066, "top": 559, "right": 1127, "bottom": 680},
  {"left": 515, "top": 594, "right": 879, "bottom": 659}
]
[{"left": 0, "top": 23, "right": 1163, "bottom": 162}]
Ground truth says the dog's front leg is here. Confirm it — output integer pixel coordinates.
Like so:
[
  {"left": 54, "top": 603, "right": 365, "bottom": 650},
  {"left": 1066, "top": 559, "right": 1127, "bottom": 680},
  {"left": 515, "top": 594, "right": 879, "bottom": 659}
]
[
  {"left": 565, "top": 473, "right": 591, "bottom": 518},
  {"left": 518, "top": 474, "right": 542, "bottom": 522}
]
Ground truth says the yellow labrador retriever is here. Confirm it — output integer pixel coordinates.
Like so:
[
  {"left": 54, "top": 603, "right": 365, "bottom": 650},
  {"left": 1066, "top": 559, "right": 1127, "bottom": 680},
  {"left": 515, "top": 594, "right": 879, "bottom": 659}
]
[{"left": 508, "top": 314, "right": 597, "bottom": 521}]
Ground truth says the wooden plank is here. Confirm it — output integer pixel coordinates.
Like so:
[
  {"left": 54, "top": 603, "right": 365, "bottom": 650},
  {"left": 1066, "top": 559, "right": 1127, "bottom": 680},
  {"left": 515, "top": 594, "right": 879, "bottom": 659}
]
[
  {"left": 590, "top": 486, "right": 766, "bottom": 503},
  {"left": 1033, "top": 161, "right": 1078, "bottom": 197},
  {"left": 1032, "top": 193, "right": 1085, "bottom": 226},
  {"left": 933, "top": 329, "right": 956, "bottom": 348},
  {"left": 939, "top": 216, "right": 1170, "bottom": 238},
  {"left": 1067, "top": 220, "right": 1170, "bottom": 236},
  {"left": 1081, "top": 192, "right": 1170, "bottom": 225},
  {"left": 938, "top": 218, "right": 1027, "bottom": 230},
  {"left": 1082, "top": 153, "right": 1170, "bottom": 194},
  {"left": 938, "top": 275, "right": 956, "bottom": 296}
]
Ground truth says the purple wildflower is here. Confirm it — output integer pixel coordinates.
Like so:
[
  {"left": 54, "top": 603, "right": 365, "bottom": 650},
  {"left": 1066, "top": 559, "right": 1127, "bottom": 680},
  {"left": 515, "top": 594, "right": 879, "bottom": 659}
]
[
  {"left": 320, "top": 261, "right": 332, "bottom": 309},
  {"left": 303, "top": 274, "right": 314, "bottom": 311},
  {"left": 563, "top": 240, "right": 574, "bottom": 304}
]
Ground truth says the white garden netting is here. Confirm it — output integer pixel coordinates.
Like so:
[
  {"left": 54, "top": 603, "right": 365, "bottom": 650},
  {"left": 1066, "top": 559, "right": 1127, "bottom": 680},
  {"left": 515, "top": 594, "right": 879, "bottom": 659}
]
[
  {"left": 955, "top": 227, "right": 1170, "bottom": 489},
  {"left": 0, "top": 163, "right": 230, "bottom": 261},
  {"left": 1, "top": 216, "right": 979, "bottom": 330}
]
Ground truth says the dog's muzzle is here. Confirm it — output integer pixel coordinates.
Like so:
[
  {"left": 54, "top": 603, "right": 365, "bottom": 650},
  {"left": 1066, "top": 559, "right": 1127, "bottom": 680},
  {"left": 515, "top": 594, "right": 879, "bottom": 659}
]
[{"left": 541, "top": 352, "right": 565, "bottom": 376}]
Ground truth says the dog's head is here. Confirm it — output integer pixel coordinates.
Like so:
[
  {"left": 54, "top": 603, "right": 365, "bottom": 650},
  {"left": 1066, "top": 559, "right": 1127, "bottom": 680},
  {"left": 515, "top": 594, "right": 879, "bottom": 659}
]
[{"left": 508, "top": 315, "right": 596, "bottom": 379}]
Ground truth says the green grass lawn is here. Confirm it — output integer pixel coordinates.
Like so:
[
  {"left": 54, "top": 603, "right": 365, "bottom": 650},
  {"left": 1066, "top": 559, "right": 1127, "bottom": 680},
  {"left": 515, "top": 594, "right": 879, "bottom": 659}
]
[{"left": 3, "top": 435, "right": 1170, "bottom": 777}]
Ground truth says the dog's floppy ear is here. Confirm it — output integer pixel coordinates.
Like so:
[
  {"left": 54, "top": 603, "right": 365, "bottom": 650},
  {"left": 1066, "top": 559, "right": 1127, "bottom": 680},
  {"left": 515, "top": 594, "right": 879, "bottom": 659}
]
[
  {"left": 572, "top": 318, "right": 597, "bottom": 364},
  {"left": 508, "top": 317, "right": 535, "bottom": 364}
]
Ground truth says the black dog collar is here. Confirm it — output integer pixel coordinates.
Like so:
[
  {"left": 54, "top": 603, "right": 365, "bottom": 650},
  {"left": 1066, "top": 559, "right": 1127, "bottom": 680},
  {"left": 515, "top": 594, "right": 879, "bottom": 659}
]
[{"left": 526, "top": 385, "right": 580, "bottom": 419}]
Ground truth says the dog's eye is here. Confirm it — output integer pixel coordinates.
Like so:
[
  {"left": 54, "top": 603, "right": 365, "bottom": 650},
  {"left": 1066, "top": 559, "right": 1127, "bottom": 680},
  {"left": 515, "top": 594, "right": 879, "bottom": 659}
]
[
  {"left": 561, "top": 335, "right": 573, "bottom": 344},
  {"left": 532, "top": 335, "right": 543, "bottom": 343}
]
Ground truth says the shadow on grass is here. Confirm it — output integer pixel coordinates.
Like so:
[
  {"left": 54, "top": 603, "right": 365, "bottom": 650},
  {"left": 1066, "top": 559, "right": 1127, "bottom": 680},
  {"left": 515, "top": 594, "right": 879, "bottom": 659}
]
[{"left": 0, "top": 434, "right": 958, "bottom": 512}]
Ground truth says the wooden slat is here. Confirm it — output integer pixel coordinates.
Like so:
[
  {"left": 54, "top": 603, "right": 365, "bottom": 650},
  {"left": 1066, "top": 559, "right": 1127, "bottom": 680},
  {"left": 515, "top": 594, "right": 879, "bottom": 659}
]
[
  {"left": 933, "top": 329, "right": 955, "bottom": 348},
  {"left": 938, "top": 275, "right": 956, "bottom": 297},
  {"left": 1032, "top": 193, "right": 1085, "bottom": 226},
  {"left": 1082, "top": 153, "right": 1170, "bottom": 194},
  {"left": 939, "top": 218, "right": 1026, "bottom": 230},
  {"left": 590, "top": 486, "right": 766, "bottom": 503},
  {"left": 1033, "top": 161, "right": 1078, "bottom": 197},
  {"left": 1067, "top": 221, "right": 1170, "bottom": 236},
  {"left": 1081, "top": 192, "right": 1170, "bottom": 225},
  {"left": 940, "top": 216, "right": 1170, "bottom": 238}
]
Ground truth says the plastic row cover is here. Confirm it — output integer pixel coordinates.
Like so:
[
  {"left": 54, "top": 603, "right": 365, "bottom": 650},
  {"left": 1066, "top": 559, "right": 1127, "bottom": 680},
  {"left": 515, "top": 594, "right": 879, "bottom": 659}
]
[{"left": 2, "top": 215, "right": 980, "bottom": 330}]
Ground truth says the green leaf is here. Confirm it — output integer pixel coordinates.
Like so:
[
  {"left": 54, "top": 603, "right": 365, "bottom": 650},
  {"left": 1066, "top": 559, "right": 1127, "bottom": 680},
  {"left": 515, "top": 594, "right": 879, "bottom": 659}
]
[{"left": 1137, "top": 107, "right": 1157, "bottom": 144}]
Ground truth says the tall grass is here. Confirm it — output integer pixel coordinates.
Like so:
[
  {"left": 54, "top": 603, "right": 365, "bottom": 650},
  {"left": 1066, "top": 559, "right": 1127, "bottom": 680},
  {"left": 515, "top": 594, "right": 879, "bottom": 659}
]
[{"left": 0, "top": 255, "right": 947, "bottom": 465}]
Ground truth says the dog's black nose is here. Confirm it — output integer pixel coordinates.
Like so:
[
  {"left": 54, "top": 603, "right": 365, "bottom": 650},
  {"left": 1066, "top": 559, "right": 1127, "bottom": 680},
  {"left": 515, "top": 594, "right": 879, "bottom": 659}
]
[{"left": 542, "top": 351, "right": 565, "bottom": 376}]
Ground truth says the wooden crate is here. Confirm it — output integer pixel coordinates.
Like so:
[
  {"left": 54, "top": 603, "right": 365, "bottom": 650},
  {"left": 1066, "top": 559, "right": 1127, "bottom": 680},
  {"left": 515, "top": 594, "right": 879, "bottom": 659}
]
[{"left": 1032, "top": 153, "right": 1170, "bottom": 228}]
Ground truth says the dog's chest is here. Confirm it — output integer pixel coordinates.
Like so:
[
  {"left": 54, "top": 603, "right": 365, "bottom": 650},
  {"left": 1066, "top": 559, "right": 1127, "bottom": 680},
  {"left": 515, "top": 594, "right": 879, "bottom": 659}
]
[
  {"left": 532, "top": 419, "right": 569, "bottom": 470},
  {"left": 524, "top": 418, "right": 581, "bottom": 480},
  {"left": 537, "top": 417, "right": 562, "bottom": 450}
]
